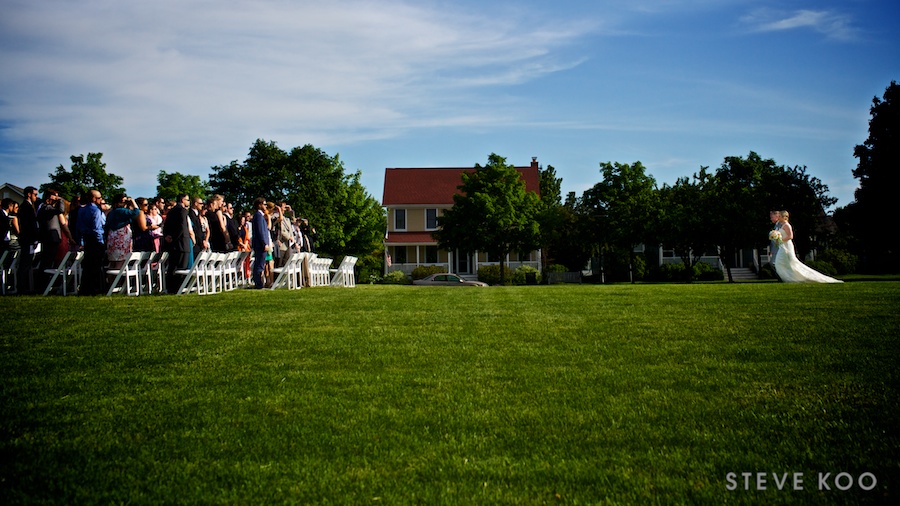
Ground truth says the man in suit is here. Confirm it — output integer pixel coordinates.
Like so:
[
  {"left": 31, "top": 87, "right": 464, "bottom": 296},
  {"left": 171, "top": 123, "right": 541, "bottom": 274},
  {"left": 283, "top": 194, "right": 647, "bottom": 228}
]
[
  {"left": 251, "top": 197, "right": 271, "bottom": 289},
  {"left": 163, "top": 194, "right": 191, "bottom": 293},
  {"left": 768, "top": 210, "right": 784, "bottom": 281},
  {"left": 16, "top": 186, "right": 40, "bottom": 294},
  {"left": 189, "top": 196, "right": 205, "bottom": 259},
  {"left": 76, "top": 190, "right": 106, "bottom": 295}
]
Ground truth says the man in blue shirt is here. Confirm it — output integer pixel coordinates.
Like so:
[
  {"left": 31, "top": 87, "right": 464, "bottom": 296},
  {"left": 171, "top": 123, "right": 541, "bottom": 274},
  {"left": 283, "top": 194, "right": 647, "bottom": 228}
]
[
  {"left": 76, "top": 190, "right": 106, "bottom": 295},
  {"left": 251, "top": 197, "right": 271, "bottom": 289}
]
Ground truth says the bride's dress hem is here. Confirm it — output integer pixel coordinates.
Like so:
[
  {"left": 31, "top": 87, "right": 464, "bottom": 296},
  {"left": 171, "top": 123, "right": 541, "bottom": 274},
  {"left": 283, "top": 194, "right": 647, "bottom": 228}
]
[{"left": 773, "top": 240, "right": 843, "bottom": 284}]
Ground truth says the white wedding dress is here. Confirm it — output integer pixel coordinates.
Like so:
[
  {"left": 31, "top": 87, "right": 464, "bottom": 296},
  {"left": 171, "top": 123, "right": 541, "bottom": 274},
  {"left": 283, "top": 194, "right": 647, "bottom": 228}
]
[{"left": 774, "top": 239, "right": 843, "bottom": 283}]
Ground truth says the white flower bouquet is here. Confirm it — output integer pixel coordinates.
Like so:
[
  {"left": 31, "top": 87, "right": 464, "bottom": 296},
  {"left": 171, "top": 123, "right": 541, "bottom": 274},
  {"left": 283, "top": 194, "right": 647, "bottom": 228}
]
[{"left": 768, "top": 229, "right": 783, "bottom": 245}]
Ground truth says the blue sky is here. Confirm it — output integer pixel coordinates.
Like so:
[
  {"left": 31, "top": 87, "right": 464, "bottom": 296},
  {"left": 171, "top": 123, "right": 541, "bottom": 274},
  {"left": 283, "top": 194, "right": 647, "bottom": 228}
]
[{"left": 1, "top": 0, "right": 897, "bottom": 210}]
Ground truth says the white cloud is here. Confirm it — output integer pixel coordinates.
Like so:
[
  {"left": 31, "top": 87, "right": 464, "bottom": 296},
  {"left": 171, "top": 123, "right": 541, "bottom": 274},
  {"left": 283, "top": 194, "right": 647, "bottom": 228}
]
[
  {"left": 0, "top": 0, "right": 593, "bottom": 189},
  {"left": 741, "top": 8, "right": 855, "bottom": 40}
]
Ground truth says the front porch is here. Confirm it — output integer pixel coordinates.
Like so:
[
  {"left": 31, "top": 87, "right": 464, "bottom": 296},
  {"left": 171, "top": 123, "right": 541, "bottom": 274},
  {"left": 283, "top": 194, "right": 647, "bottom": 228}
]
[{"left": 386, "top": 243, "right": 541, "bottom": 279}]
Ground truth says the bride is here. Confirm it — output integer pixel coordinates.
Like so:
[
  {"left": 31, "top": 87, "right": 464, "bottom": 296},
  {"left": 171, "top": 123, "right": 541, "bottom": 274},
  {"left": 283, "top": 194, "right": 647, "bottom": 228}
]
[{"left": 773, "top": 211, "right": 843, "bottom": 283}]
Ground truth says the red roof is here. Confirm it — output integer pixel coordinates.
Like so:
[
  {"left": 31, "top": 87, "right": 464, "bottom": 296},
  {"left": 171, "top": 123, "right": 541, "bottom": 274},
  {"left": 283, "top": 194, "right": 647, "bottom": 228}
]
[
  {"left": 385, "top": 231, "right": 438, "bottom": 244},
  {"left": 382, "top": 161, "right": 541, "bottom": 206}
]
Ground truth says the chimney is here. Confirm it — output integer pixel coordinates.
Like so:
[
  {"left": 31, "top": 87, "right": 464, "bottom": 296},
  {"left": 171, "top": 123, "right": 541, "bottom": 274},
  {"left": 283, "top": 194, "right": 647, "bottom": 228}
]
[{"left": 531, "top": 157, "right": 538, "bottom": 169}]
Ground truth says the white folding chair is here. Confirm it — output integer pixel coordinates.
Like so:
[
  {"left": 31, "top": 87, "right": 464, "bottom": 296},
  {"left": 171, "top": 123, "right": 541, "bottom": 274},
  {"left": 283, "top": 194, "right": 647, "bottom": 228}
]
[
  {"left": 235, "top": 251, "right": 251, "bottom": 288},
  {"left": 2, "top": 250, "right": 19, "bottom": 295},
  {"left": 141, "top": 251, "right": 168, "bottom": 295},
  {"left": 330, "top": 256, "right": 358, "bottom": 287},
  {"left": 271, "top": 253, "right": 301, "bottom": 290},
  {"left": 175, "top": 251, "right": 212, "bottom": 295},
  {"left": 106, "top": 252, "right": 146, "bottom": 296},
  {"left": 221, "top": 251, "right": 240, "bottom": 291},
  {"left": 204, "top": 253, "right": 227, "bottom": 294},
  {"left": 42, "top": 251, "right": 83, "bottom": 296},
  {"left": 313, "top": 257, "right": 333, "bottom": 287}
]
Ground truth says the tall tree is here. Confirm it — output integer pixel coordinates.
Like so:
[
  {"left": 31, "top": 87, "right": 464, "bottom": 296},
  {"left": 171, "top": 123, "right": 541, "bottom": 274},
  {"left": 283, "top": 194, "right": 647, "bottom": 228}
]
[
  {"left": 208, "top": 139, "right": 384, "bottom": 260},
  {"left": 706, "top": 152, "right": 836, "bottom": 281},
  {"left": 434, "top": 153, "right": 542, "bottom": 284},
  {"left": 656, "top": 170, "right": 716, "bottom": 282},
  {"left": 156, "top": 171, "right": 211, "bottom": 201},
  {"left": 580, "top": 161, "right": 658, "bottom": 283},
  {"left": 41, "top": 153, "right": 125, "bottom": 201},
  {"left": 840, "top": 81, "right": 900, "bottom": 270}
]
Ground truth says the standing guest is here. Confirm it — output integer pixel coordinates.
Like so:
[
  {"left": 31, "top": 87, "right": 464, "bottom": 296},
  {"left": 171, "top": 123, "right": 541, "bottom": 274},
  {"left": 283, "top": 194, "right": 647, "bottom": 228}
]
[
  {"left": 199, "top": 203, "right": 211, "bottom": 251},
  {"left": 299, "top": 218, "right": 317, "bottom": 253},
  {"left": 16, "top": 186, "right": 40, "bottom": 294},
  {"left": 36, "top": 189, "right": 74, "bottom": 284},
  {"left": 147, "top": 203, "right": 164, "bottom": 252},
  {"left": 163, "top": 194, "right": 191, "bottom": 292},
  {"left": 206, "top": 195, "right": 231, "bottom": 252},
  {"left": 6, "top": 201, "right": 21, "bottom": 259},
  {"left": 105, "top": 194, "right": 146, "bottom": 271},
  {"left": 153, "top": 197, "right": 167, "bottom": 217},
  {"left": 188, "top": 197, "right": 205, "bottom": 260},
  {"left": 1, "top": 198, "right": 13, "bottom": 258},
  {"left": 224, "top": 202, "right": 239, "bottom": 252},
  {"left": 251, "top": 198, "right": 271, "bottom": 289},
  {"left": 132, "top": 198, "right": 159, "bottom": 252},
  {"left": 76, "top": 190, "right": 106, "bottom": 295},
  {"left": 237, "top": 211, "right": 252, "bottom": 280},
  {"left": 67, "top": 196, "right": 81, "bottom": 247}
]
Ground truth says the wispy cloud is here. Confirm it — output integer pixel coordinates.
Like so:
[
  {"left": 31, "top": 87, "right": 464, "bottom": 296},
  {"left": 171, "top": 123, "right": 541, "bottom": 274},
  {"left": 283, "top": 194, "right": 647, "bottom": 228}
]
[
  {"left": 741, "top": 8, "right": 855, "bottom": 40},
  {"left": 0, "top": 0, "right": 593, "bottom": 187}
]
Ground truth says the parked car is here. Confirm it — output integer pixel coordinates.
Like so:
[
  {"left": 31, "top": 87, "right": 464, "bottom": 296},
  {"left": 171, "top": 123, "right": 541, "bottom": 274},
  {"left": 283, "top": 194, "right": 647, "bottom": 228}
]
[{"left": 413, "top": 273, "right": 488, "bottom": 286}]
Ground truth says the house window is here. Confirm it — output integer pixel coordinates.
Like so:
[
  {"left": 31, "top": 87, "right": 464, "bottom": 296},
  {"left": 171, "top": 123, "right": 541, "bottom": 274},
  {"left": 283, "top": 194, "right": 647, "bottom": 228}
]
[
  {"left": 425, "top": 208, "right": 438, "bottom": 230},
  {"left": 487, "top": 251, "right": 501, "bottom": 263},
  {"left": 425, "top": 246, "right": 438, "bottom": 264},
  {"left": 393, "top": 246, "right": 407, "bottom": 264},
  {"left": 394, "top": 209, "right": 406, "bottom": 230}
]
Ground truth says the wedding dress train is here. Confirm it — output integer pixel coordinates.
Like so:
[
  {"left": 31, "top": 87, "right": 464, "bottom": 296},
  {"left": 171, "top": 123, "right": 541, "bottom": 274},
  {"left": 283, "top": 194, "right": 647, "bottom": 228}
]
[{"left": 774, "top": 239, "right": 843, "bottom": 283}]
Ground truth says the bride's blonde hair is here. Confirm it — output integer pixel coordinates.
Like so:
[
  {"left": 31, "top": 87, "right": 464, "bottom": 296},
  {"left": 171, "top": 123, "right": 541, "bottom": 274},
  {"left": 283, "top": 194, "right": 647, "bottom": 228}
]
[{"left": 780, "top": 210, "right": 790, "bottom": 222}]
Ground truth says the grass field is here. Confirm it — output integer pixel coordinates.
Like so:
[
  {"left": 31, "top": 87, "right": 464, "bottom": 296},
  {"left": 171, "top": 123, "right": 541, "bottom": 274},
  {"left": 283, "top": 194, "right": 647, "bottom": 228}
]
[{"left": 1, "top": 282, "right": 898, "bottom": 504}]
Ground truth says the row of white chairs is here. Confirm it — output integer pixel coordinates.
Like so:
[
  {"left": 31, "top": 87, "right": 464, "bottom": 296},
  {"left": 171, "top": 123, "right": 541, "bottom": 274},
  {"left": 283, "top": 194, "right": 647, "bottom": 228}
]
[
  {"left": 2, "top": 248, "right": 357, "bottom": 296},
  {"left": 174, "top": 250, "right": 251, "bottom": 295}
]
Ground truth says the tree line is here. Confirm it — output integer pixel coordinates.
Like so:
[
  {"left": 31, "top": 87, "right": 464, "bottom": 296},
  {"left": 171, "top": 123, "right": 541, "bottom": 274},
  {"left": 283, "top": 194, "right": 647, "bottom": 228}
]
[{"left": 38, "top": 81, "right": 898, "bottom": 281}]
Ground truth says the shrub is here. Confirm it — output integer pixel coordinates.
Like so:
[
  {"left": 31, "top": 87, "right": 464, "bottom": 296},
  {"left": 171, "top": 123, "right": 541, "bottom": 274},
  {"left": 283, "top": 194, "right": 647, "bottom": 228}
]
[
  {"left": 652, "top": 262, "right": 692, "bottom": 282},
  {"left": 477, "top": 264, "right": 513, "bottom": 285},
  {"left": 805, "top": 260, "right": 838, "bottom": 277},
  {"left": 380, "top": 270, "right": 411, "bottom": 285},
  {"left": 603, "top": 252, "right": 647, "bottom": 282},
  {"left": 817, "top": 249, "right": 858, "bottom": 275},
  {"left": 411, "top": 265, "right": 446, "bottom": 280},
  {"left": 512, "top": 265, "right": 541, "bottom": 285},
  {"left": 545, "top": 264, "right": 567, "bottom": 273},
  {"left": 694, "top": 262, "right": 724, "bottom": 281}
]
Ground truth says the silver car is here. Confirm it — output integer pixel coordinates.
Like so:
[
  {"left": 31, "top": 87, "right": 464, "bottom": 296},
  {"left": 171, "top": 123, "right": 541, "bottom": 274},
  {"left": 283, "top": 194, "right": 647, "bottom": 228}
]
[{"left": 413, "top": 273, "right": 488, "bottom": 286}]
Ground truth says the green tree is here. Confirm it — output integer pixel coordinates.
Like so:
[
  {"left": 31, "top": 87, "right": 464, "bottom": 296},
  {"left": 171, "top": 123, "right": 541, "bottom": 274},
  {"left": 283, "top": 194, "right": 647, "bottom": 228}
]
[
  {"left": 434, "top": 153, "right": 542, "bottom": 285},
  {"left": 156, "top": 171, "right": 211, "bottom": 201},
  {"left": 580, "top": 161, "right": 659, "bottom": 283},
  {"left": 41, "top": 152, "right": 125, "bottom": 201},
  {"left": 656, "top": 170, "right": 716, "bottom": 282},
  {"left": 706, "top": 152, "right": 836, "bottom": 281},
  {"left": 546, "top": 192, "right": 593, "bottom": 272},
  {"left": 836, "top": 81, "right": 900, "bottom": 271},
  {"left": 209, "top": 139, "right": 384, "bottom": 260}
]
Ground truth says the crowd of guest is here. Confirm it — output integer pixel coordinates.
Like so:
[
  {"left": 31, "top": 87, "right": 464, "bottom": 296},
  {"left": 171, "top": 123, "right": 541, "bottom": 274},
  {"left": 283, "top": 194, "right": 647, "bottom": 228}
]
[{"left": 1, "top": 187, "right": 317, "bottom": 295}]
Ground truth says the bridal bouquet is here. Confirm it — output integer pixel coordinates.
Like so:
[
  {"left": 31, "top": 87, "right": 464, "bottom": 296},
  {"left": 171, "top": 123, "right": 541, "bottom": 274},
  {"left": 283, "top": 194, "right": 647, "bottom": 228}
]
[{"left": 768, "top": 230, "right": 783, "bottom": 245}]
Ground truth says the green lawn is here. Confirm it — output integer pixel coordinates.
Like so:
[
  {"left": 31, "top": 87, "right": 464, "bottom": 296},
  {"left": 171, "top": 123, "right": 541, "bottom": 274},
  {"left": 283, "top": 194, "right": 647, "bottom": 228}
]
[{"left": 1, "top": 283, "right": 898, "bottom": 504}]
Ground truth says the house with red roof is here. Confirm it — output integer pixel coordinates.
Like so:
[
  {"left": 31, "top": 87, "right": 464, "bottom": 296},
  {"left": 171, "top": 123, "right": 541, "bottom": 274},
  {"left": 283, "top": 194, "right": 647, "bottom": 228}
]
[{"left": 382, "top": 159, "right": 542, "bottom": 278}]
